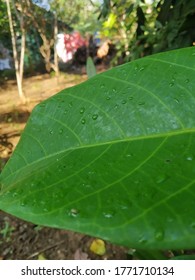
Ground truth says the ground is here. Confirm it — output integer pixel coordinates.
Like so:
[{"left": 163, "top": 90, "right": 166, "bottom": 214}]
[{"left": 0, "top": 69, "right": 129, "bottom": 260}]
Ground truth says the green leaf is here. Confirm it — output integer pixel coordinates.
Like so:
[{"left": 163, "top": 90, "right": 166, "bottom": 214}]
[
  {"left": 171, "top": 254, "right": 195, "bottom": 260},
  {"left": 133, "top": 250, "right": 167, "bottom": 260},
  {"left": 86, "top": 56, "right": 96, "bottom": 78},
  {"left": 1, "top": 47, "right": 195, "bottom": 250}
]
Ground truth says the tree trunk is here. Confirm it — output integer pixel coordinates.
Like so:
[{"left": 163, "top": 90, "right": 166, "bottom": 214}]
[
  {"left": 54, "top": 12, "right": 59, "bottom": 78},
  {"left": 19, "top": 26, "right": 26, "bottom": 85},
  {"left": 5, "top": 0, "right": 26, "bottom": 104}
]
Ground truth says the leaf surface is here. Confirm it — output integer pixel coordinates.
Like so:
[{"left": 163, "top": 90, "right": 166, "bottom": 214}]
[
  {"left": 86, "top": 56, "right": 96, "bottom": 78},
  {"left": 1, "top": 47, "right": 195, "bottom": 249}
]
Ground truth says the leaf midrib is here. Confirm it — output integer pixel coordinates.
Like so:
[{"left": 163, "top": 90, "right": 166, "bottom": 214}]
[{"left": 1, "top": 127, "right": 195, "bottom": 187}]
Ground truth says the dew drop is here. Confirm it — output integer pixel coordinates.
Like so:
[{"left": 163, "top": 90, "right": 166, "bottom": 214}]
[
  {"left": 139, "top": 67, "right": 145, "bottom": 72},
  {"left": 155, "top": 229, "right": 164, "bottom": 241},
  {"left": 80, "top": 107, "right": 85, "bottom": 114},
  {"left": 106, "top": 96, "right": 111, "bottom": 100},
  {"left": 186, "top": 156, "right": 193, "bottom": 161},
  {"left": 121, "top": 100, "right": 127, "bottom": 104},
  {"left": 69, "top": 208, "right": 79, "bottom": 217},
  {"left": 112, "top": 88, "right": 117, "bottom": 93},
  {"left": 156, "top": 175, "right": 167, "bottom": 184},
  {"left": 100, "top": 84, "right": 105, "bottom": 89},
  {"left": 138, "top": 101, "right": 145, "bottom": 106},
  {"left": 69, "top": 102, "right": 73, "bottom": 108},
  {"left": 53, "top": 193, "right": 60, "bottom": 199},
  {"left": 169, "top": 82, "right": 174, "bottom": 87},
  {"left": 138, "top": 236, "right": 147, "bottom": 244},
  {"left": 103, "top": 210, "right": 115, "bottom": 219},
  {"left": 81, "top": 118, "right": 86, "bottom": 124},
  {"left": 103, "top": 213, "right": 113, "bottom": 218},
  {"left": 185, "top": 79, "right": 189, "bottom": 83},
  {"left": 128, "top": 96, "right": 133, "bottom": 100},
  {"left": 20, "top": 201, "right": 26, "bottom": 207},
  {"left": 49, "top": 130, "right": 54, "bottom": 135},
  {"left": 126, "top": 153, "right": 133, "bottom": 158},
  {"left": 174, "top": 98, "right": 179, "bottom": 104},
  {"left": 12, "top": 192, "right": 18, "bottom": 198},
  {"left": 64, "top": 109, "right": 68, "bottom": 115},
  {"left": 92, "top": 114, "right": 98, "bottom": 120},
  {"left": 59, "top": 128, "right": 63, "bottom": 134},
  {"left": 85, "top": 184, "right": 92, "bottom": 189},
  {"left": 114, "top": 104, "right": 119, "bottom": 109}
]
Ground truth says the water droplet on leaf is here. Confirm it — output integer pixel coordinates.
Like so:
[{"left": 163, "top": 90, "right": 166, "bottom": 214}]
[
  {"left": 81, "top": 118, "right": 86, "bottom": 124},
  {"left": 169, "top": 82, "right": 174, "bottom": 87},
  {"left": 20, "top": 201, "right": 26, "bottom": 207},
  {"left": 186, "top": 156, "right": 193, "bottom": 161},
  {"left": 69, "top": 208, "right": 79, "bottom": 217},
  {"left": 156, "top": 175, "right": 167, "bottom": 184},
  {"left": 138, "top": 101, "right": 145, "bottom": 106},
  {"left": 174, "top": 98, "right": 179, "bottom": 104},
  {"left": 80, "top": 107, "right": 85, "bottom": 114},
  {"left": 126, "top": 153, "right": 133, "bottom": 158},
  {"left": 12, "top": 192, "right": 18, "bottom": 198},
  {"left": 103, "top": 210, "right": 115, "bottom": 218},
  {"left": 155, "top": 229, "right": 164, "bottom": 241},
  {"left": 138, "top": 236, "right": 147, "bottom": 244},
  {"left": 92, "top": 114, "right": 98, "bottom": 120}
]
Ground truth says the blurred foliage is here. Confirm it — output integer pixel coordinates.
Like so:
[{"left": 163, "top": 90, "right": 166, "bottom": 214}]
[
  {"left": 99, "top": 0, "right": 195, "bottom": 64},
  {"left": 0, "top": 0, "right": 101, "bottom": 73},
  {"left": 50, "top": 0, "right": 101, "bottom": 34},
  {"left": 1, "top": 0, "right": 194, "bottom": 72},
  {"left": 0, "top": 0, "right": 12, "bottom": 50}
]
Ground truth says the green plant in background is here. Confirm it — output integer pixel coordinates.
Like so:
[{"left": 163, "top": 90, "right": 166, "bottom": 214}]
[
  {"left": 86, "top": 56, "right": 97, "bottom": 78},
  {"left": 99, "top": 0, "right": 195, "bottom": 63},
  {"left": 0, "top": 47, "right": 195, "bottom": 259}
]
